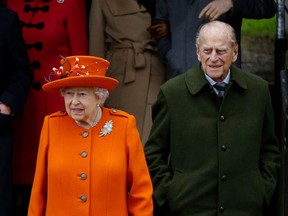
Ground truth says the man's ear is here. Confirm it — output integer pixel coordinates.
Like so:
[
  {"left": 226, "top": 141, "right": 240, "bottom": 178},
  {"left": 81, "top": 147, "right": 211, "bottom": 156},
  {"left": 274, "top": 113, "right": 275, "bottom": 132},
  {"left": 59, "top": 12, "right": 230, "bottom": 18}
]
[
  {"left": 196, "top": 48, "right": 201, "bottom": 62},
  {"left": 232, "top": 45, "right": 239, "bottom": 63}
]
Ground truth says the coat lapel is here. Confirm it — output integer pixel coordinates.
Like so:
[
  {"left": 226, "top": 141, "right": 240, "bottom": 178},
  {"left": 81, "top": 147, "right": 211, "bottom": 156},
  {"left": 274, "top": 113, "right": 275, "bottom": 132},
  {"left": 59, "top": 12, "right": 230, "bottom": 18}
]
[{"left": 185, "top": 64, "right": 210, "bottom": 95}]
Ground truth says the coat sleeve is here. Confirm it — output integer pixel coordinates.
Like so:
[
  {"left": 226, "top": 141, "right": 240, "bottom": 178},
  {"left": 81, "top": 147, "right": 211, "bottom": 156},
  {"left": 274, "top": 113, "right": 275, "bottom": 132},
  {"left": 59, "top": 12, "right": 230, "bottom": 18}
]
[
  {"left": 154, "top": 0, "right": 171, "bottom": 60},
  {"left": 89, "top": 0, "right": 106, "bottom": 57},
  {"left": 67, "top": 0, "right": 88, "bottom": 55},
  {"left": 126, "top": 115, "right": 153, "bottom": 216},
  {"left": 144, "top": 90, "right": 173, "bottom": 212},
  {"left": 0, "top": 10, "right": 33, "bottom": 116},
  {"left": 28, "top": 116, "right": 49, "bottom": 216},
  {"left": 260, "top": 86, "right": 281, "bottom": 204},
  {"left": 232, "top": 0, "right": 277, "bottom": 19}
]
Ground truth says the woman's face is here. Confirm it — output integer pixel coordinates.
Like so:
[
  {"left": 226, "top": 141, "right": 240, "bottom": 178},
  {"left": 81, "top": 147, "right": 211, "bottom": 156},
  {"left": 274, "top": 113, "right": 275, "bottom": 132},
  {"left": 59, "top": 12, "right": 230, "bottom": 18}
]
[{"left": 63, "top": 87, "right": 99, "bottom": 123}]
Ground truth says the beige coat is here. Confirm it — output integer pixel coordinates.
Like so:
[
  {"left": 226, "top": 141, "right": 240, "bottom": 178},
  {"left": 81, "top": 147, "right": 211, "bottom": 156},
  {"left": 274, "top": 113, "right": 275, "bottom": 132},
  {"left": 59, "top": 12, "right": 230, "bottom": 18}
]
[{"left": 89, "top": 0, "right": 164, "bottom": 144}]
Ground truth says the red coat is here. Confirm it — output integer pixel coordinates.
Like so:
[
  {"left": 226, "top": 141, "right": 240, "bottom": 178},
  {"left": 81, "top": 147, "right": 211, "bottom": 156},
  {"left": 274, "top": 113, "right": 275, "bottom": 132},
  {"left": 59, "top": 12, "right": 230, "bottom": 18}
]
[
  {"left": 28, "top": 108, "right": 153, "bottom": 216},
  {"left": 7, "top": 0, "right": 88, "bottom": 185}
]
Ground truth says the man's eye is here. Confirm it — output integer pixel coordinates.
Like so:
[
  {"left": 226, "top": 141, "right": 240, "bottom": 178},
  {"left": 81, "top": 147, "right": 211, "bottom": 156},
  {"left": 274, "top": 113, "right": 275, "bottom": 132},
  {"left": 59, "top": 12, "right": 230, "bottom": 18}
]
[
  {"left": 203, "top": 49, "right": 211, "bottom": 54},
  {"left": 217, "top": 50, "right": 226, "bottom": 55}
]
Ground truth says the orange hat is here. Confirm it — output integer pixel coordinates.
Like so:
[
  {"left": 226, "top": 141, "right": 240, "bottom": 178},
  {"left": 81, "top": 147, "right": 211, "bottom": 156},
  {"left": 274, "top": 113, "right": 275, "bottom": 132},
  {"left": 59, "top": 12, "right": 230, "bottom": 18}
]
[{"left": 42, "top": 55, "right": 119, "bottom": 93}]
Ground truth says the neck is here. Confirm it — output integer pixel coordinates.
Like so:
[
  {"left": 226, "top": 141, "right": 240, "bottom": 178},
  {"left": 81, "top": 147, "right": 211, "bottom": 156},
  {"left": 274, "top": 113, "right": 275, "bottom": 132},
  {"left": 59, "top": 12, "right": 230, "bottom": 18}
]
[{"left": 75, "top": 106, "right": 102, "bottom": 129}]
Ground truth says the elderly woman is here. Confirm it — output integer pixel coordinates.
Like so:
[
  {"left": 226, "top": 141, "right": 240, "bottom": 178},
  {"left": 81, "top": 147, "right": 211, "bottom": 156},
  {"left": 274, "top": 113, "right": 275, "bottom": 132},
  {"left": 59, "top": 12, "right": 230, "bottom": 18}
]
[{"left": 28, "top": 56, "right": 153, "bottom": 216}]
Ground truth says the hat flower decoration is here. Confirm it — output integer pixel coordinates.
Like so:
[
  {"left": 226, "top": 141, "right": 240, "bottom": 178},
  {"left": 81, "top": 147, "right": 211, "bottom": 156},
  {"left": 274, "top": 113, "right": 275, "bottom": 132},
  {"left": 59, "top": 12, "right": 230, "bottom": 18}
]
[{"left": 42, "top": 55, "right": 119, "bottom": 93}]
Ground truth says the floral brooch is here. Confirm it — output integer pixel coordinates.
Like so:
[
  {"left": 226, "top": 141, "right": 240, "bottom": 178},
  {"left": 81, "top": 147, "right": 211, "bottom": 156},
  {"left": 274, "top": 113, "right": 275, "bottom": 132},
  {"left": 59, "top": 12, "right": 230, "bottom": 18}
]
[{"left": 99, "top": 120, "right": 113, "bottom": 137}]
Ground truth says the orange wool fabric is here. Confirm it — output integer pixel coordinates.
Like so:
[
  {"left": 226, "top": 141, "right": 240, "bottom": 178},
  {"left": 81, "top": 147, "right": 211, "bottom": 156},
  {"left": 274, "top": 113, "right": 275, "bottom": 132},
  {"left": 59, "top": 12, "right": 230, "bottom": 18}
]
[{"left": 28, "top": 108, "right": 153, "bottom": 216}]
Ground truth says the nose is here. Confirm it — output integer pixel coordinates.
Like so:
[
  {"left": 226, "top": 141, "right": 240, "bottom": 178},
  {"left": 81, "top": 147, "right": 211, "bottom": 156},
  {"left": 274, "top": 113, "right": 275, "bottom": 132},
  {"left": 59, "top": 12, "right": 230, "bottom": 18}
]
[
  {"left": 72, "top": 94, "right": 80, "bottom": 104},
  {"left": 210, "top": 50, "right": 218, "bottom": 61}
]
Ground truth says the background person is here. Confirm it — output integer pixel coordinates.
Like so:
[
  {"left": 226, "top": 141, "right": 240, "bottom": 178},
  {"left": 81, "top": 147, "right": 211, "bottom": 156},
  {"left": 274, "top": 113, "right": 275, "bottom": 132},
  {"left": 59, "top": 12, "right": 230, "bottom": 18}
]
[
  {"left": 89, "top": 0, "right": 165, "bottom": 144},
  {"left": 149, "top": 0, "right": 277, "bottom": 79},
  {"left": 0, "top": 2, "right": 33, "bottom": 216},
  {"left": 6, "top": 1, "right": 88, "bottom": 214}
]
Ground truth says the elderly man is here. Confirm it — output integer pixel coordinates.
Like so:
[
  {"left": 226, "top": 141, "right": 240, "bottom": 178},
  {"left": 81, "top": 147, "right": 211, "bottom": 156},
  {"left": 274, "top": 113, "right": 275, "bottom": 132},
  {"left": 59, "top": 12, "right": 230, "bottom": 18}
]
[{"left": 145, "top": 21, "right": 280, "bottom": 216}]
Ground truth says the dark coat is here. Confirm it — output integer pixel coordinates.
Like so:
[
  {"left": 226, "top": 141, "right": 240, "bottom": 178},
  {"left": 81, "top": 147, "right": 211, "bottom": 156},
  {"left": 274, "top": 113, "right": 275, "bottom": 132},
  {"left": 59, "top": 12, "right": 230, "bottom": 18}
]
[
  {"left": 145, "top": 64, "right": 280, "bottom": 216},
  {"left": 7, "top": 0, "right": 88, "bottom": 185},
  {"left": 0, "top": 5, "right": 33, "bottom": 216},
  {"left": 155, "top": 0, "right": 277, "bottom": 79},
  {"left": 0, "top": 6, "right": 33, "bottom": 118}
]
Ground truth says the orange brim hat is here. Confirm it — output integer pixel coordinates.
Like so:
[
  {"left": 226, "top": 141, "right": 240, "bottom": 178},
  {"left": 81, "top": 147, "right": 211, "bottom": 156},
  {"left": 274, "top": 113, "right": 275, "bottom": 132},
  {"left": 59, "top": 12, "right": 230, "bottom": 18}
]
[{"left": 42, "top": 55, "right": 119, "bottom": 93}]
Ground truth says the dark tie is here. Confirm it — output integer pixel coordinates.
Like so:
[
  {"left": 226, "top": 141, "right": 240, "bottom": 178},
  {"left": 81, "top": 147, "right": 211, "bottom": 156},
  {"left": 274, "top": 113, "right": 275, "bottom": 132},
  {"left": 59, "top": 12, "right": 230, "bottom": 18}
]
[{"left": 213, "top": 82, "right": 226, "bottom": 97}]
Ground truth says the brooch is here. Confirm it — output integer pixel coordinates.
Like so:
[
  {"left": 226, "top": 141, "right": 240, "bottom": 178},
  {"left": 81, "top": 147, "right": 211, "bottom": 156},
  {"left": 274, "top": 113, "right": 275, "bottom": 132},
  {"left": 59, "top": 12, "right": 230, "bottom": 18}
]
[{"left": 99, "top": 120, "right": 113, "bottom": 137}]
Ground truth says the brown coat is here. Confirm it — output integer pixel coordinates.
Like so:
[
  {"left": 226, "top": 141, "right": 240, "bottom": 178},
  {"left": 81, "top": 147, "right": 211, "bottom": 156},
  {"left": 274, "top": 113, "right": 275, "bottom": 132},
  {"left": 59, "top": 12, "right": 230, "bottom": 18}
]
[{"left": 89, "top": 0, "right": 165, "bottom": 144}]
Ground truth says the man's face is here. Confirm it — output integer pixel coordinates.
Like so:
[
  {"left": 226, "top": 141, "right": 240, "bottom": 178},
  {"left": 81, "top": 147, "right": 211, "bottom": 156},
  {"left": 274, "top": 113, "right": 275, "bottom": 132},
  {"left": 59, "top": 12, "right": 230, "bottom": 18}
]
[{"left": 196, "top": 27, "right": 238, "bottom": 82}]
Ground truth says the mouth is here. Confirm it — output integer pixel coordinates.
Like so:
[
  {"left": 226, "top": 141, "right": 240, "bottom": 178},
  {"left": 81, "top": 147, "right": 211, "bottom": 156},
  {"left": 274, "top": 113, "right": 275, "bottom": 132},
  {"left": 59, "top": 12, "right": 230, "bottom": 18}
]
[
  {"left": 70, "top": 108, "right": 83, "bottom": 115},
  {"left": 208, "top": 65, "right": 221, "bottom": 69}
]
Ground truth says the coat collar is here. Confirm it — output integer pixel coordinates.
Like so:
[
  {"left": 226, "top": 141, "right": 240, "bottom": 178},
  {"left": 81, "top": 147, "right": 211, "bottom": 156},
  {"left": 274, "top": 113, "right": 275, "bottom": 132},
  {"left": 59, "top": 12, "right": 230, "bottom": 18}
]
[{"left": 185, "top": 64, "right": 248, "bottom": 95}]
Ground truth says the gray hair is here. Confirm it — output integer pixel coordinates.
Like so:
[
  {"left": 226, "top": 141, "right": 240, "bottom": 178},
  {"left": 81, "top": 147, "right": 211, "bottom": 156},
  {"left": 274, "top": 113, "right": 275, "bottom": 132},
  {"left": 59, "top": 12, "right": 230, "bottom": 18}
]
[
  {"left": 195, "top": 21, "right": 238, "bottom": 48},
  {"left": 60, "top": 87, "right": 109, "bottom": 106},
  {"left": 93, "top": 87, "right": 109, "bottom": 106}
]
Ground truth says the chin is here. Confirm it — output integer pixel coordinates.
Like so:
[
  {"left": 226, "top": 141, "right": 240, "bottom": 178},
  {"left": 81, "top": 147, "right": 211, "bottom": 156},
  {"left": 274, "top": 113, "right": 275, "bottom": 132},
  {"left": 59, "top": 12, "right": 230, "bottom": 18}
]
[
  {"left": 71, "top": 114, "right": 82, "bottom": 120},
  {"left": 208, "top": 71, "right": 222, "bottom": 77}
]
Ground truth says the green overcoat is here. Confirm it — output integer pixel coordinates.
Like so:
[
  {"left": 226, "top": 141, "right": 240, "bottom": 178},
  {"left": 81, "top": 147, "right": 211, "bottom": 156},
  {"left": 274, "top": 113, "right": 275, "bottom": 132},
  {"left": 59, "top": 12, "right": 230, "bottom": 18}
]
[{"left": 145, "top": 64, "right": 281, "bottom": 216}]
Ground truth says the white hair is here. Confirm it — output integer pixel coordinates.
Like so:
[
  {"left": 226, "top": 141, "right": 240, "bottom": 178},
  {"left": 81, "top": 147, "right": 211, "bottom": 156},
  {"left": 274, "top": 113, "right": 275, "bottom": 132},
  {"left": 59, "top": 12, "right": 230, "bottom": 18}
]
[
  {"left": 93, "top": 87, "right": 109, "bottom": 106},
  {"left": 60, "top": 86, "right": 109, "bottom": 106},
  {"left": 195, "top": 21, "right": 238, "bottom": 49}
]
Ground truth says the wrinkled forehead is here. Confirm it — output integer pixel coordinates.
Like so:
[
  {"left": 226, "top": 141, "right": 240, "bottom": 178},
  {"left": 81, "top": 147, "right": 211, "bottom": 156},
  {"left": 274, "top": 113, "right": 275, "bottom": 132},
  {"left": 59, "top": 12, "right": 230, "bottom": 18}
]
[
  {"left": 200, "top": 28, "right": 236, "bottom": 49},
  {"left": 199, "top": 32, "right": 231, "bottom": 48}
]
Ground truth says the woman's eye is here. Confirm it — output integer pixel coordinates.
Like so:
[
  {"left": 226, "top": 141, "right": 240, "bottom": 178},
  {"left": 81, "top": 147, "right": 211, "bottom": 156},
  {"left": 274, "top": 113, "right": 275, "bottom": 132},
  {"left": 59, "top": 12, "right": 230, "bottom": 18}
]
[
  {"left": 79, "top": 92, "right": 88, "bottom": 97},
  {"left": 65, "top": 91, "right": 73, "bottom": 96}
]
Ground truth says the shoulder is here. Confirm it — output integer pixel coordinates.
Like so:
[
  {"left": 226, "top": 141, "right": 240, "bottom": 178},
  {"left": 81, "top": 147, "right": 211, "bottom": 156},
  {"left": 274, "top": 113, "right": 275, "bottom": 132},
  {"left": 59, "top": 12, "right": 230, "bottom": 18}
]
[
  {"left": 105, "top": 108, "right": 134, "bottom": 119},
  {"left": 231, "top": 65, "right": 269, "bottom": 88},
  {"left": 230, "top": 65, "right": 271, "bottom": 101},
  {"left": 61, "top": 0, "right": 86, "bottom": 7},
  {"left": 46, "top": 110, "right": 68, "bottom": 120},
  {"left": 0, "top": 5, "right": 14, "bottom": 16},
  {"left": 103, "top": 108, "right": 138, "bottom": 132},
  {"left": 160, "top": 66, "right": 200, "bottom": 98},
  {"left": 161, "top": 72, "right": 186, "bottom": 92},
  {"left": 0, "top": 6, "right": 18, "bottom": 22},
  {"left": 49, "top": 0, "right": 86, "bottom": 12}
]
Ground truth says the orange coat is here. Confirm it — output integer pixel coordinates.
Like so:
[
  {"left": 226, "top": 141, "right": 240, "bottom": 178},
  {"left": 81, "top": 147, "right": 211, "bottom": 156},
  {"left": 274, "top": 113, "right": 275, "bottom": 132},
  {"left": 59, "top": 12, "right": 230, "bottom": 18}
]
[{"left": 28, "top": 108, "right": 153, "bottom": 216}]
